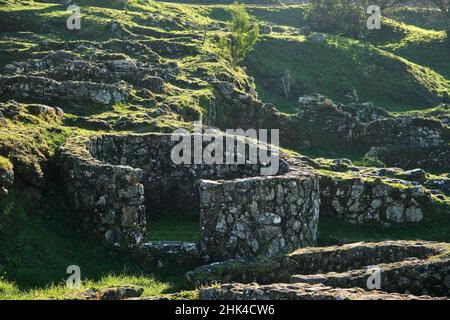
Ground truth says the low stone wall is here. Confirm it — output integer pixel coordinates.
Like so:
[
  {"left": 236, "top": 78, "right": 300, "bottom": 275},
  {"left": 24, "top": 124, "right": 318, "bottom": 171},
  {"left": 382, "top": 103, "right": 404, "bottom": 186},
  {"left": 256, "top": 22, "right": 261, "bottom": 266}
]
[
  {"left": 190, "top": 241, "right": 450, "bottom": 298},
  {"left": 211, "top": 90, "right": 450, "bottom": 170},
  {"left": 319, "top": 175, "right": 432, "bottom": 224},
  {"left": 187, "top": 241, "right": 448, "bottom": 285},
  {"left": 200, "top": 282, "right": 446, "bottom": 300},
  {"left": 59, "top": 136, "right": 146, "bottom": 247},
  {"left": 59, "top": 132, "right": 320, "bottom": 260},
  {"left": 290, "top": 258, "right": 449, "bottom": 297},
  {"left": 367, "top": 144, "right": 450, "bottom": 170},
  {"left": 199, "top": 173, "right": 320, "bottom": 260},
  {"left": 0, "top": 75, "right": 131, "bottom": 105},
  {"left": 131, "top": 241, "right": 200, "bottom": 270}
]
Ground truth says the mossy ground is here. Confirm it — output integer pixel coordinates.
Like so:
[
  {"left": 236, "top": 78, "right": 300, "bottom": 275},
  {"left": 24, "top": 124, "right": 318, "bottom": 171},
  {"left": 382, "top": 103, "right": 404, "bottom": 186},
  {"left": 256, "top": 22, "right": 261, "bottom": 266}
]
[
  {"left": 319, "top": 212, "right": 450, "bottom": 247},
  {"left": 0, "top": 186, "right": 193, "bottom": 300},
  {"left": 0, "top": 0, "right": 449, "bottom": 299}
]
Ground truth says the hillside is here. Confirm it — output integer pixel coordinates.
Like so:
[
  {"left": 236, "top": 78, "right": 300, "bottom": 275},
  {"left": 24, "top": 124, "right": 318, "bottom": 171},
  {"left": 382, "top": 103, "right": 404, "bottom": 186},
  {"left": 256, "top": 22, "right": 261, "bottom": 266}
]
[{"left": 0, "top": 0, "right": 449, "bottom": 300}]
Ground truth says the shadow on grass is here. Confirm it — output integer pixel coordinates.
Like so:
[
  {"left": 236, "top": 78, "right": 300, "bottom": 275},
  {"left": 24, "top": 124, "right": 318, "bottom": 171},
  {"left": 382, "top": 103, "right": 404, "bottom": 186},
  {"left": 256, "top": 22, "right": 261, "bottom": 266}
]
[
  {"left": 0, "top": 181, "right": 190, "bottom": 294},
  {"left": 318, "top": 212, "right": 450, "bottom": 247}
]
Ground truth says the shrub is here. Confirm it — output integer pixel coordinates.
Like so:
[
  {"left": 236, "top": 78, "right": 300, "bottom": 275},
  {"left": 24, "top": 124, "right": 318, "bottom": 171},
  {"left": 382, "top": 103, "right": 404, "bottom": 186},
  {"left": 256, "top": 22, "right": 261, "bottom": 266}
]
[
  {"left": 220, "top": 3, "right": 260, "bottom": 65},
  {"left": 306, "top": 0, "right": 405, "bottom": 39}
]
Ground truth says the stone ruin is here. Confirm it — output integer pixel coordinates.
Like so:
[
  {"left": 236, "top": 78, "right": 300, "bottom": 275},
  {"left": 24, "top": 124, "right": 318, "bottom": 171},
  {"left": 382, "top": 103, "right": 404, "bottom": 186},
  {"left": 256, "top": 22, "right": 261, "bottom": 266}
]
[
  {"left": 319, "top": 174, "right": 429, "bottom": 224},
  {"left": 59, "top": 132, "right": 320, "bottom": 261},
  {"left": 189, "top": 241, "right": 450, "bottom": 300}
]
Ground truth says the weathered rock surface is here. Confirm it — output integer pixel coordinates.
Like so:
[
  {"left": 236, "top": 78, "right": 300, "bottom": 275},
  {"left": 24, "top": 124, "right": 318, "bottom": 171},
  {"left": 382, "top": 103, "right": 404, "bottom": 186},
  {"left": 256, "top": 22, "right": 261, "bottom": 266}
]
[
  {"left": 200, "top": 174, "right": 320, "bottom": 260},
  {"left": 193, "top": 241, "right": 450, "bottom": 299},
  {"left": 0, "top": 75, "right": 131, "bottom": 105},
  {"left": 200, "top": 282, "right": 447, "bottom": 300},
  {"left": 132, "top": 241, "right": 200, "bottom": 269},
  {"left": 81, "top": 286, "right": 144, "bottom": 300},
  {"left": 59, "top": 132, "right": 319, "bottom": 259},
  {"left": 319, "top": 175, "right": 431, "bottom": 224}
]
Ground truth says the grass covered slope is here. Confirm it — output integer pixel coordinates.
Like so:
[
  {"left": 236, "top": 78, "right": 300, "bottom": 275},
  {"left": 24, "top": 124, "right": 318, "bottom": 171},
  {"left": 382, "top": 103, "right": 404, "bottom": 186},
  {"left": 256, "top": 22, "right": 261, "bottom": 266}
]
[
  {"left": 246, "top": 33, "right": 449, "bottom": 113},
  {"left": 0, "top": 186, "right": 194, "bottom": 300},
  {"left": 202, "top": 4, "right": 449, "bottom": 113},
  {"left": 0, "top": 0, "right": 448, "bottom": 300}
]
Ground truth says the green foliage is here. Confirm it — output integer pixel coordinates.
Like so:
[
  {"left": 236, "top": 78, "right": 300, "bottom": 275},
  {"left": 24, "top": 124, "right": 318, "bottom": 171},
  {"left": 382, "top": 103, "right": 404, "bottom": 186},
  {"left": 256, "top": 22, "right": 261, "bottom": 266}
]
[
  {"left": 306, "top": 0, "right": 368, "bottom": 39},
  {"left": 220, "top": 3, "right": 260, "bottom": 65},
  {"left": 318, "top": 205, "right": 450, "bottom": 246},
  {"left": 0, "top": 156, "right": 13, "bottom": 171},
  {"left": 306, "top": 0, "right": 406, "bottom": 39},
  {"left": 146, "top": 214, "right": 200, "bottom": 242},
  {"left": 0, "top": 188, "right": 190, "bottom": 299}
]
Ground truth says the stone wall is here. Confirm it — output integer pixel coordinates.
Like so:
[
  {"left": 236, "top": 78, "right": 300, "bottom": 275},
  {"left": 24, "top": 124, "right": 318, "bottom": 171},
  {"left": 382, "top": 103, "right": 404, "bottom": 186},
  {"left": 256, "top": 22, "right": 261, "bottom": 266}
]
[
  {"left": 189, "top": 241, "right": 450, "bottom": 298},
  {"left": 0, "top": 49, "right": 179, "bottom": 107},
  {"left": 59, "top": 132, "right": 320, "bottom": 260},
  {"left": 210, "top": 89, "right": 450, "bottom": 170},
  {"left": 200, "top": 282, "right": 446, "bottom": 300},
  {"left": 59, "top": 136, "right": 146, "bottom": 248},
  {"left": 87, "top": 133, "right": 289, "bottom": 215},
  {"left": 187, "top": 241, "right": 446, "bottom": 285},
  {"left": 319, "top": 175, "right": 431, "bottom": 224},
  {"left": 290, "top": 258, "right": 449, "bottom": 297},
  {"left": 199, "top": 173, "right": 320, "bottom": 260}
]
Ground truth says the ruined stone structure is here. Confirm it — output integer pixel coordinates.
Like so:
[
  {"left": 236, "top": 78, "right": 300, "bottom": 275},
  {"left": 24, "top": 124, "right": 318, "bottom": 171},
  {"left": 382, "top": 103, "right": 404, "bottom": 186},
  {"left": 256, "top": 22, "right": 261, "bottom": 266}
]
[
  {"left": 200, "top": 172, "right": 319, "bottom": 260},
  {"left": 319, "top": 175, "right": 430, "bottom": 224},
  {"left": 200, "top": 282, "right": 447, "bottom": 300},
  {"left": 189, "top": 241, "right": 450, "bottom": 300},
  {"left": 211, "top": 89, "right": 450, "bottom": 170},
  {"left": 59, "top": 132, "right": 320, "bottom": 260},
  {"left": 0, "top": 49, "right": 178, "bottom": 106}
]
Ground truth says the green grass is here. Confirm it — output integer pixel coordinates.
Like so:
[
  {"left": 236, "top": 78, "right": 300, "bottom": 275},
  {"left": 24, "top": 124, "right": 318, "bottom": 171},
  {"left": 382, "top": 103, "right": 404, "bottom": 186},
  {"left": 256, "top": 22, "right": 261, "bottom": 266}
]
[
  {"left": 246, "top": 33, "right": 449, "bottom": 113},
  {"left": 0, "top": 275, "right": 186, "bottom": 300},
  {"left": 318, "top": 207, "right": 450, "bottom": 247},
  {"left": 206, "top": 4, "right": 308, "bottom": 28},
  {"left": 0, "top": 155, "right": 13, "bottom": 171},
  {"left": 147, "top": 214, "right": 200, "bottom": 242},
  {"left": 0, "top": 187, "right": 191, "bottom": 299},
  {"left": 386, "top": 7, "right": 447, "bottom": 31},
  {"left": 369, "top": 19, "right": 450, "bottom": 80}
]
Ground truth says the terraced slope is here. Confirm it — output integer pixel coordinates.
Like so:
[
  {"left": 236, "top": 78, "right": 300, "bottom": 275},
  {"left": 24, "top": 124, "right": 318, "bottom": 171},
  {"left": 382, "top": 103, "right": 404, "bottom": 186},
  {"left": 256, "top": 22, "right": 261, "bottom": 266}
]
[{"left": 0, "top": 0, "right": 448, "bottom": 300}]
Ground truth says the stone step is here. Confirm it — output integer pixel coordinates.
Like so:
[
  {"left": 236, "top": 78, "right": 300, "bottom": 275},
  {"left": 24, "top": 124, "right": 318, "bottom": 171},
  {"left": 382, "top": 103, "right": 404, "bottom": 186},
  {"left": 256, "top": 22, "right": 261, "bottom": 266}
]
[
  {"left": 290, "top": 257, "right": 450, "bottom": 297},
  {"left": 200, "top": 282, "right": 448, "bottom": 301},
  {"left": 132, "top": 241, "right": 200, "bottom": 269}
]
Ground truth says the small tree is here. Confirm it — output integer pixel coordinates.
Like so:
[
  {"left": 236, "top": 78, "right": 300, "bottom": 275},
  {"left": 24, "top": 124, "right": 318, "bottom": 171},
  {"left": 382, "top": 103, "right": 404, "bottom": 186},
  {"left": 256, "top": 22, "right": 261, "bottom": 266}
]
[{"left": 220, "top": 3, "right": 260, "bottom": 65}]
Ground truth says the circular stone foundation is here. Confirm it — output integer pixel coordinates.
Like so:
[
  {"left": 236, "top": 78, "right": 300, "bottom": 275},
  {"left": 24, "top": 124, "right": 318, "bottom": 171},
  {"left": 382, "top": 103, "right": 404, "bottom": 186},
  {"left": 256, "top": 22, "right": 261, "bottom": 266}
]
[{"left": 59, "top": 133, "right": 320, "bottom": 260}]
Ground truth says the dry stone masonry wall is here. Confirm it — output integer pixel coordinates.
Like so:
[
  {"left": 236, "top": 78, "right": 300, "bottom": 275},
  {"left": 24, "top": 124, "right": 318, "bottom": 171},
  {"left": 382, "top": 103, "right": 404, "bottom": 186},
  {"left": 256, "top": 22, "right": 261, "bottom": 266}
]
[
  {"left": 190, "top": 241, "right": 450, "bottom": 299},
  {"left": 59, "top": 136, "right": 146, "bottom": 248},
  {"left": 212, "top": 87, "right": 449, "bottom": 170},
  {"left": 199, "top": 173, "right": 320, "bottom": 260},
  {"left": 200, "top": 282, "right": 446, "bottom": 301},
  {"left": 319, "top": 175, "right": 431, "bottom": 224},
  {"left": 59, "top": 132, "right": 320, "bottom": 261}
]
